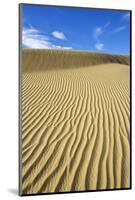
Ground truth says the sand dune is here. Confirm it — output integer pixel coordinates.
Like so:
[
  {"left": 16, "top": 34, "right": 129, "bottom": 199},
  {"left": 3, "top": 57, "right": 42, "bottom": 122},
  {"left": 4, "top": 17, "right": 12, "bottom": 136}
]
[
  {"left": 21, "top": 49, "right": 130, "bottom": 195},
  {"left": 22, "top": 49, "right": 130, "bottom": 72}
]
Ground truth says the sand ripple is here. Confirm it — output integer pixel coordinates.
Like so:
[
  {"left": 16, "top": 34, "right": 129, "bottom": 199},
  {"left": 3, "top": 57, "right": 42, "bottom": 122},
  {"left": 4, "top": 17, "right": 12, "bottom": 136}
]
[{"left": 21, "top": 63, "right": 130, "bottom": 194}]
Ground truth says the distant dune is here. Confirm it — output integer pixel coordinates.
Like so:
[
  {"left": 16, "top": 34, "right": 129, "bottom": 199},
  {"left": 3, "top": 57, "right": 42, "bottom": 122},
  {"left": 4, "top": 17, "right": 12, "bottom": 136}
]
[
  {"left": 22, "top": 49, "right": 130, "bottom": 72},
  {"left": 21, "top": 49, "right": 130, "bottom": 195}
]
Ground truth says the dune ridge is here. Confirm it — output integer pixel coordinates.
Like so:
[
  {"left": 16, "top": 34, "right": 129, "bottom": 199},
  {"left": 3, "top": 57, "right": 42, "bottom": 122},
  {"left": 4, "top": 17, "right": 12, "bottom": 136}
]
[
  {"left": 21, "top": 49, "right": 130, "bottom": 195},
  {"left": 22, "top": 49, "right": 130, "bottom": 72}
]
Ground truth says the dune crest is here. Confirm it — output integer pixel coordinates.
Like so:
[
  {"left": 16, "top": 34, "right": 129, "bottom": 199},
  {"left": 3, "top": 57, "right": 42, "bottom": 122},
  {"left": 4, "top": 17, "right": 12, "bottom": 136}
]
[{"left": 22, "top": 49, "right": 130, "bottom": 72}]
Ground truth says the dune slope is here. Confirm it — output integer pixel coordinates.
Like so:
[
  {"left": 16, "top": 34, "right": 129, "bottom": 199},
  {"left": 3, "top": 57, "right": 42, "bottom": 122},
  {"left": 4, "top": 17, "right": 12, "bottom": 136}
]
[
  {"left": 21, "top": 50, "right": 130, "bottom": 195},
  {"left": 22, "top": 49, "right": 130, "bottom": 72}
]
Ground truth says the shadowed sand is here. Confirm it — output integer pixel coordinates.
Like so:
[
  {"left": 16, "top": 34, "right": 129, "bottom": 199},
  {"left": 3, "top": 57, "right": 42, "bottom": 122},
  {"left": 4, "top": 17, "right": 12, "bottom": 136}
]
[{"left": 21, "top": 49, "right": 130, "bottom": 195}]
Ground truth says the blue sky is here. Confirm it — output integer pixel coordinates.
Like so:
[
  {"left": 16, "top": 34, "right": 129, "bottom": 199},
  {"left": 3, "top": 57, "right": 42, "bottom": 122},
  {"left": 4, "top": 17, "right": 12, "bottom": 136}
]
[{"left": 22, "top": 4, "right": 130, "bottom": 54}]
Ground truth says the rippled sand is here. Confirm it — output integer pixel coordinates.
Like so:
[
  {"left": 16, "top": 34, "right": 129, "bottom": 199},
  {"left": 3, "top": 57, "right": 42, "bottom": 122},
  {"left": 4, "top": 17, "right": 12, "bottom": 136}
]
[{"left": 20, "top": 49, "right": 130, "bottom": 195}]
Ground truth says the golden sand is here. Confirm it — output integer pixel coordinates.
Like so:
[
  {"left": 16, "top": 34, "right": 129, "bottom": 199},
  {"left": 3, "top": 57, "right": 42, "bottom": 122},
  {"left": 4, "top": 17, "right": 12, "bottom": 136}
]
[{"left": 21, "top": 49, "right": 130, "bottom": 194}]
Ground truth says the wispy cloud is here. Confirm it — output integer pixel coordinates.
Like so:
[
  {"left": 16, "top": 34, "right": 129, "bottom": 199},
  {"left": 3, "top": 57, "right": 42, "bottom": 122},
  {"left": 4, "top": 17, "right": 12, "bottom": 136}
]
[
  {"left": 52, "top": 31, "right": 66, "bottom": 40},
  {"left": 93, "top": 27, "right": 103, "bottom": 41},
  {"left": 93, "top": 22, "right": 110, "bottom": 42},
  {"left": 112, "top": 25, "right": 127, "bottom": 33},
  {"left": 93, "top": 27, "right": 104, "bottom": 51},
  {"left": 95, "top": 43, "right": 104, "bottom": 51},
  {"left": 104, "top": 21, "right": 111, "bottom": 28},
  {"left": 93, "top": 22, "right": 110, "bottom": 51},
  {"left": 93, "top": 14, "right": 129, "bottom": 51},
  {"left": 22, "top": 26, "right": 72, "bottom": 49},
  {"left": 121, "top": 12, "right": 130, "bottom": 21}
]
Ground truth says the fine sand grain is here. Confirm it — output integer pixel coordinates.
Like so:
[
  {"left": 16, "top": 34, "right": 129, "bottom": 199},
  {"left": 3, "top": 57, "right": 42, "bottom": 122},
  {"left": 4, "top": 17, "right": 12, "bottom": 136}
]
[{"left": 21, "top": 49, "right": 130, "bottom": 195}]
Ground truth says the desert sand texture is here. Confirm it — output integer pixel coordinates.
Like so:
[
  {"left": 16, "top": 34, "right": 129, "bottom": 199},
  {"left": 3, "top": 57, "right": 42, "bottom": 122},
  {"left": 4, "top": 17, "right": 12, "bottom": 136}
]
[{"left": 21, "top": 49, "right": 130, "bottom": 195}]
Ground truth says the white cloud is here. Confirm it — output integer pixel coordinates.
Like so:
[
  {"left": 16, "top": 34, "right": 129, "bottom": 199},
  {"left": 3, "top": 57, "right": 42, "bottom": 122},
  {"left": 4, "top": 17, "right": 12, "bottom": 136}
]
[
  {"left": 112, "top": 25, "right": 127, "bottom": 33},
  {"left": 95, "top": 43, "right": 104, "bottom": 51},
  {"left": 52, "top": 31, "right": 66, "bottom": 40},
  {"left": 22, "top": 27, "right": 72, "bottom": 49},
  {"left": 22, "top": 27, "right": 51, "bottom": 48}
]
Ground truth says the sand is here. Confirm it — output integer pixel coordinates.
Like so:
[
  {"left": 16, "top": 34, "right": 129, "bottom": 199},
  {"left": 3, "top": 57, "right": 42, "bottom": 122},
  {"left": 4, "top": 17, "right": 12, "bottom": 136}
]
[{"left": 21, "top": 49, "right": 130, "bottom": 195}]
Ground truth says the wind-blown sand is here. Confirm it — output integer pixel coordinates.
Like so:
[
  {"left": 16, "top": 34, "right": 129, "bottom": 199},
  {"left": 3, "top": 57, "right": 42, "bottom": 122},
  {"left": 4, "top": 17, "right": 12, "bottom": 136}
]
[{"left": 21, "top": 49, "right": 130, "bottom": 195}]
